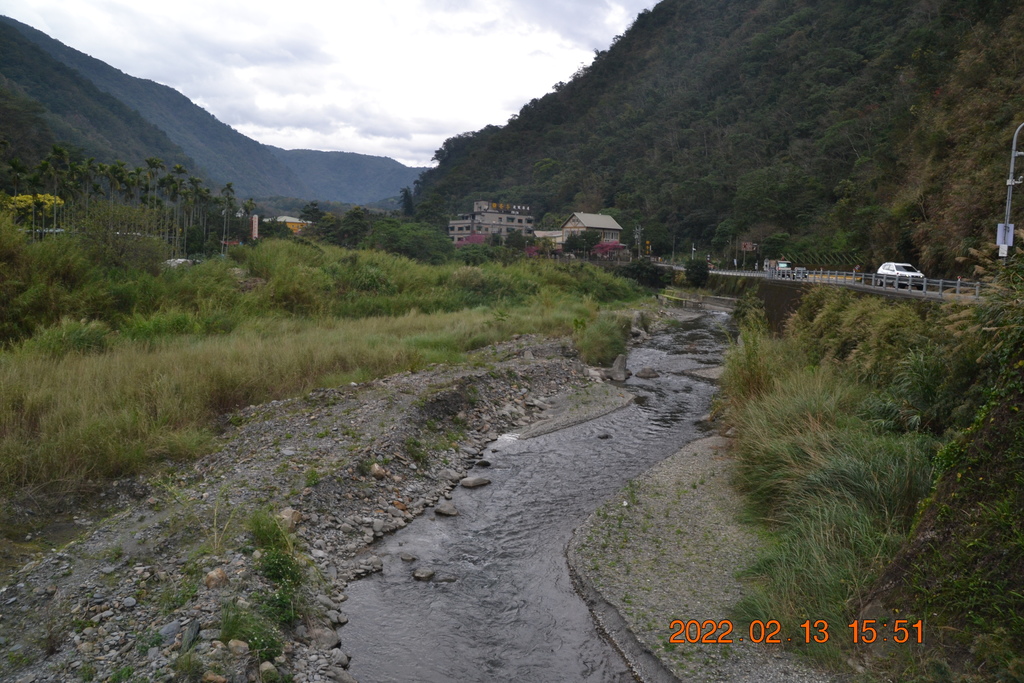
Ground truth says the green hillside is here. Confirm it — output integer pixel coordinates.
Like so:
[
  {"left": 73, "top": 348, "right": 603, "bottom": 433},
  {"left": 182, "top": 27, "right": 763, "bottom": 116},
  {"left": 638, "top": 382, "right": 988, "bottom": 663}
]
[
  {"left": 414, "top": 0, "right": 1018, "bottom": 277},
  {"left": 0, "top": 20, "right": 193, "bottom": 170}
]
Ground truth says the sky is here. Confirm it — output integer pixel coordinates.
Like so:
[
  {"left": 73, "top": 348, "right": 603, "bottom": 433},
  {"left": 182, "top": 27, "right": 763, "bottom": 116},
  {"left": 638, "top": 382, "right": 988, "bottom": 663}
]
[{"left": 2, "top": 0, "right": 659, "bottom": 167}]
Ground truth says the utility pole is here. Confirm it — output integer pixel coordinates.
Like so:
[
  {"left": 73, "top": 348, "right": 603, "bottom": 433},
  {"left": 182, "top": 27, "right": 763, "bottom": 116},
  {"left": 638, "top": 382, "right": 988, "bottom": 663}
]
[
  {"left": 999, "top": 121, "right": 1024, "bottom": 260},
  {"left": 634, "top": 224, "right": 643, "bottom": 260}
]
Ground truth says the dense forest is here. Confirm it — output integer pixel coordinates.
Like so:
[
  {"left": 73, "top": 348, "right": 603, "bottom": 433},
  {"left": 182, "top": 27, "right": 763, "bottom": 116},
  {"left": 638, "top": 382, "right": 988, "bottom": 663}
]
[{"left": 414, "top": 0, "right": 1021, "bottom": 276}]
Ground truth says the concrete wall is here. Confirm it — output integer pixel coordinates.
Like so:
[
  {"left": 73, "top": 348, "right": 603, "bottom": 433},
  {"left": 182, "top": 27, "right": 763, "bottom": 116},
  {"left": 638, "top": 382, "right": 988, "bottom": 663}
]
[{"left": 707, "top": 274, "right": 811, "bottom": 334}]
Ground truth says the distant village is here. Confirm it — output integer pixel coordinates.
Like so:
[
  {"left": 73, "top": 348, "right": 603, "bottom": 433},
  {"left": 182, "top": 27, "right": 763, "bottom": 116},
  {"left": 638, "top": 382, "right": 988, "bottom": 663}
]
[{"left": 268, "top": 200, "right": 628, "bottom": 257}]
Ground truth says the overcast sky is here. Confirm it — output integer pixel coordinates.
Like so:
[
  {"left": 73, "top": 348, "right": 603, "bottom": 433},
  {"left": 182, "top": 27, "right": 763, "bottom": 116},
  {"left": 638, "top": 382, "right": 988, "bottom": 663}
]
[{"left": 2, "top": 0, "right": 658, "bottom": 166}]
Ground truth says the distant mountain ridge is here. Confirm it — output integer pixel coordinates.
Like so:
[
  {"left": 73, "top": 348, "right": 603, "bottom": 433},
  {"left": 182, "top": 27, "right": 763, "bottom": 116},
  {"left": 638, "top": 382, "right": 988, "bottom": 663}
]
[
  {"left": 0, "top": 15, "right": 426, "bottom": 203},
  {"left": 266, "top": 147, "right": 430, "bottom": 206}
]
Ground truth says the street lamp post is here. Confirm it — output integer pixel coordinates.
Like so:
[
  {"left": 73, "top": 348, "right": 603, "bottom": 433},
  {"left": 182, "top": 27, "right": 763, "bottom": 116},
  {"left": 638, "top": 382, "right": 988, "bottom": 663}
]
[{"left": 999, "top": 121, "right": 1024, "bottom": 259}]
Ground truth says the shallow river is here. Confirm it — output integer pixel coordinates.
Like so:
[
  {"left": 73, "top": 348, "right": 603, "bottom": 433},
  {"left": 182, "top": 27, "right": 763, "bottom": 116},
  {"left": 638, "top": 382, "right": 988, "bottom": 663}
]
[{"left": 341, "top": 311, "right": 733, "bottom": 683}]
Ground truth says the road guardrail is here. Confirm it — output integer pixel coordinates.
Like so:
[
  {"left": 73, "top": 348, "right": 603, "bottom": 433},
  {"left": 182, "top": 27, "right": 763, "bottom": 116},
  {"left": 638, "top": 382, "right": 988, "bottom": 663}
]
[{"left": 665, "top": 266, "right": 987, "bottom": 301}]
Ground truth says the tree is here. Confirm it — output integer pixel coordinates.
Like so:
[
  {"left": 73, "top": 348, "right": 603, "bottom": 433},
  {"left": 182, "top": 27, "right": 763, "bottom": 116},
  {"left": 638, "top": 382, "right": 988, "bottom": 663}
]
[
  {"left": 7, "top": 158, "right": 29, "bottom": 196},
  {"left": 219, "top": 182, "right": 235, "bottom": 254},
  {"left": 362, "top": 219, "right": 454, "bottom": 264},
  {"left": 564, "top": 229, "right": 601, "bottom": 256},
  {"left": 338, "top": 207, "right": 373, "bottom": 247},
  {"left": 684, "top": 258, "right": 709, "bottom": 288},
  {"left": 399, "top": 187, "right": 415, "bottom": 216},
  {"left": 504, "top": 229, "right": 527, "bottom": 250},
  {"left": 300, "top": 201, "right": 325, "bottom": 224}
]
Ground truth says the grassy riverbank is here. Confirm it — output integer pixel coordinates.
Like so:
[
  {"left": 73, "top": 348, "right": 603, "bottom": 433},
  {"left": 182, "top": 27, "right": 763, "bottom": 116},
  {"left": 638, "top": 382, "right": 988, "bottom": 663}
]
[
  {"left": 719, "top": 288, "right": 981, "bottom": 670},
  {"left": 720, "top": 275, "right": 1024, "bottom": 680},
  {"left": 0, "top": 216, "right": 642, "bottom": 498}
]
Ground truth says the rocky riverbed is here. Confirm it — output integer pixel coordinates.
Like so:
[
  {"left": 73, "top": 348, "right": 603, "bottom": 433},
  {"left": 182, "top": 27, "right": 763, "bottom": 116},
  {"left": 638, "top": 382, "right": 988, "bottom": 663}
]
[
  {"left": 0, "top": 321, "right": 651, "bottom": 683},
  {"left": 0, "top": 308, "right": 843, "bottom": 683}
]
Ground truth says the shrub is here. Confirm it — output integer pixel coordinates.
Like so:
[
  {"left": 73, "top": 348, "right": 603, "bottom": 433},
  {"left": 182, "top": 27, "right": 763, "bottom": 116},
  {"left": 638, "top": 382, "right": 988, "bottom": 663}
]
[
  {"left": 20, "top": 318, "right": 111, "bottom": 356},
  {"left": 257, "top": 548, "right": 303, "bottom": 586},
  {"left": 254, "top": 586, "right": 301, "bottom": 626},
  {"left": 219, "top": 602, "right": 282, "bottom": 660},
  {"left": 574, "top": 312, "right": 631, "bottom": 366}
]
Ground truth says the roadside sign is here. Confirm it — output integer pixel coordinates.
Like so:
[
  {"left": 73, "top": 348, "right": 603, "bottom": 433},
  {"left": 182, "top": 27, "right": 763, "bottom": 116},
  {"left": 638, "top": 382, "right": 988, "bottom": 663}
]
[{"left": 997, "top": 223, "right": 1015, "bottom": 246}]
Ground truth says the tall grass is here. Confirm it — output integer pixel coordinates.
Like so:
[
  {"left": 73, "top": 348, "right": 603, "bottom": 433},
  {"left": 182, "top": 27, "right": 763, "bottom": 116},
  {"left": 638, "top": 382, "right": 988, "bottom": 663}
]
[
  {"left": 0, "top": 224, "right": 644, "bottom": 494},
  {"left": 0, "top": 297, "right": 604, "bottom": 492},
  {"left": 722, "top": 306, "right": 936, "bottom": 667}
]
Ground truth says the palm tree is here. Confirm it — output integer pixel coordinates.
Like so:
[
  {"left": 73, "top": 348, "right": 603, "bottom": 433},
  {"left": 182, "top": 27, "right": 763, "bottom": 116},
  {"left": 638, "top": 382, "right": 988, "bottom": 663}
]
[
  {"left": 241, "top": 198, "right": 257, "bottom": 239},
  {"left": 219, "top": 182, "right": 235, "bottom": 254},
  {"left": 143, "top": 157, "right": 164, "bottom": 208},
  {"left": 8, "top": 158, "right": 29, "bottom": 196},
  {"left": 102, "top": 161, "right": 128, "bottom": 202}
]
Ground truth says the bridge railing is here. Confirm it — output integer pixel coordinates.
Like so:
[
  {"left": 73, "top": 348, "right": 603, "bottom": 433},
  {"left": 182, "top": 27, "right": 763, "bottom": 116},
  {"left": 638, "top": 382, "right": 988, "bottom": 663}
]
[{"left": 697, "top": 268, "right": 987, "bottom": 300}]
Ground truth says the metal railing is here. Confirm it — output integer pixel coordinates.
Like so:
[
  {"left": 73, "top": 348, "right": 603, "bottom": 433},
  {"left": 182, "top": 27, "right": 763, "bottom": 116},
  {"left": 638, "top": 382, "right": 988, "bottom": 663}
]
[{"left": 697, "top": 268, "right": 987, "bottom": 300}]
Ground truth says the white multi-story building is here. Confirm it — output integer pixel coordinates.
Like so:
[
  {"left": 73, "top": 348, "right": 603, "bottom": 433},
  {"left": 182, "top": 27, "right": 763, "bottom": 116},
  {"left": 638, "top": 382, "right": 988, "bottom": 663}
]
[{"left": 447, "top": 200, "right": 534, "bottom": 244}]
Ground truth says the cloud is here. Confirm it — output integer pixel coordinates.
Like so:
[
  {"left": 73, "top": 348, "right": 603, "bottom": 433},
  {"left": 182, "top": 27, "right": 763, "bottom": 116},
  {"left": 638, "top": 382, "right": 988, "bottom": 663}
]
[{"left": 6, "top": 0, "right": 658, "bottom": 165}]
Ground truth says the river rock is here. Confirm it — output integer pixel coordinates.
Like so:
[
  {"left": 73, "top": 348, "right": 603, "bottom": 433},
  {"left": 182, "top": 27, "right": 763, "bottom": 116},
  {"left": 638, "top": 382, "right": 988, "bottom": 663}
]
[
  {"left": 204, "top": 568, "right": 229, "bottom": 589},
  {"left": 438, "top": 468, "right": 462, "bottom": 482},
  {"left": 460, "top": 476, "right": 491, "bottom": 488},
  {"left": 326, "top": 667, "right": 358, "bottom": 683},
  {"left": 279, "top": 507, "right": 301, "bottom": 532},
  {"left": 227, "top": 639, "right": 249, "bottom": 655},
  {"left": 159, "top": 620, "right": 181, "bottom": 643},
  {"left": 311, "top": 627, "right": 341, "bottom": 648},
  {"left": 331, "top": 648, "right": 351, "bottom": 667},
  {"left": 413, "top": 568, "right": 435, "bottom": 581},
  {"left": 259, "top": 662, "right": 278, "bottom": 678},
  {"left": 435, "top": 501, "right": 458, "bottom": 516},
  {"left": 635, "top": 367, "right": 660, "bottom": 379},
  {"left": 609, "top": 354, "right": 631, "bottom": 381}
]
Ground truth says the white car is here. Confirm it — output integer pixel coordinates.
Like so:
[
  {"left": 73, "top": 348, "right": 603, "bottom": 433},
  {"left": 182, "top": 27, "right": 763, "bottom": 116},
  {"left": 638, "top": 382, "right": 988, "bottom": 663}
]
[{"left": 876, "top": 262, "right": 925, "bottom": 289}]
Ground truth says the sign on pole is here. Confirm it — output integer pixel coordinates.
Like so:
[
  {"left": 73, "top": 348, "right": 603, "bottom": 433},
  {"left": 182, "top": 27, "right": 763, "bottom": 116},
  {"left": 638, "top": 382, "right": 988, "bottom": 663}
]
[{"left": 997, "top": 223, "right": 1015, "bottom": 246}]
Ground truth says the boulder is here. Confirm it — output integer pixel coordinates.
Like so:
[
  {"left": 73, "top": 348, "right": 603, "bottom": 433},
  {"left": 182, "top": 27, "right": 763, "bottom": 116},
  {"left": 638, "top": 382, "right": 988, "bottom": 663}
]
[
  {"left": 434, "top": 501, "right": 458, "bottom": 516},
  {"left": 279, "top": 507, "right": 301, "bottom": 532},
  {"left": 609, "top": 354, "right": 631, "bottom": 381}
]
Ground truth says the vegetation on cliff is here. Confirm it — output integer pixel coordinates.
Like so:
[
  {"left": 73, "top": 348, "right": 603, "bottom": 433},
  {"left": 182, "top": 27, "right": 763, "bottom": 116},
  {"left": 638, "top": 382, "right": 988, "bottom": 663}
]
[{"left": 720, "top": 257, "right": 1023, "bottom": 680}]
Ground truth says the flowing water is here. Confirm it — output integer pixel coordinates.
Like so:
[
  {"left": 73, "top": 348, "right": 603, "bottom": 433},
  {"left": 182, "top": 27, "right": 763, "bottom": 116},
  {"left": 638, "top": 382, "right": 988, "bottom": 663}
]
[{"left": 341, "top": 311, "right": 733, "bottom": 683}]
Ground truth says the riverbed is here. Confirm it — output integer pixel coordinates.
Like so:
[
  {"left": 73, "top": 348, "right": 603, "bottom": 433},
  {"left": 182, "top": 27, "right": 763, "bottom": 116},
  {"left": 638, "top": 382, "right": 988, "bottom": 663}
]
[{"left": 339, "top": 310, "right": 731, "bottom": 682}]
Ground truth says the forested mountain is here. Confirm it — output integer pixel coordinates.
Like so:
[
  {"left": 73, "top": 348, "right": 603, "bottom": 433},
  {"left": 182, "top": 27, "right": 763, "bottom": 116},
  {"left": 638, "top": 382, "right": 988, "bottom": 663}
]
[
  {"left": 414, "top": 0, "right": 1020, "bottom": 276},
  {"left": 0, "top": 20, "right": 194, "bottom": 172},
  {"left": 267, "top": 147, "right": 428, "bottom": 205},
  {"left": 0, "top": 16, "right": 425, "bottom": 203}
]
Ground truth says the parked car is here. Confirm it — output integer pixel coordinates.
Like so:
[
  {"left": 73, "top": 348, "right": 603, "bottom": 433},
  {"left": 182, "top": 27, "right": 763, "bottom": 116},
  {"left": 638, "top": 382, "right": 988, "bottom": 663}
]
[{"left": 875, "top": 262, "right": 925, "bottom": 289}]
